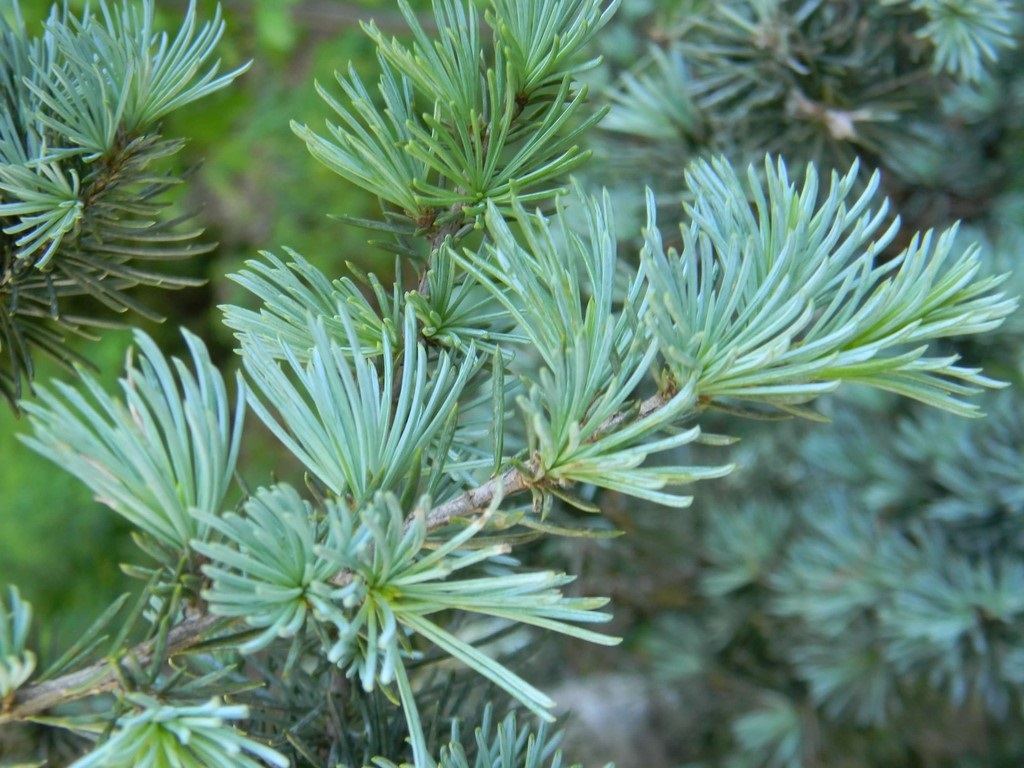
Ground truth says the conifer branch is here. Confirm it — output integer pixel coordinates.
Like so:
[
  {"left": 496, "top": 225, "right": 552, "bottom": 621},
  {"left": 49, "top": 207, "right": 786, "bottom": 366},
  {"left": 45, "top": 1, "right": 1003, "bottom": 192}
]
[
  {"left": 4, "top": 0, "right": 1022, "bottom": 764},
  {"left": 0, "top": 612, "right": 223, "bottom": 724},
  {"left": 4, "top": 392, "right": 665, "bottom": 726},
  {"left": 422, "top": 390, "right": 672, "bottom": 529},
  {"left": 424, "top": 465, "right": 532, "bottom": 530}
]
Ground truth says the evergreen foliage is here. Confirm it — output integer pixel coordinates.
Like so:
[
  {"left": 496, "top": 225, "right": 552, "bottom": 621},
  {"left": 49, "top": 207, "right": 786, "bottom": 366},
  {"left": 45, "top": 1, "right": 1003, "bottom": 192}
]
[
  {"left": 0, "top": 0, "right": 247, "bottom": 406},
  {"left": 0, "top": 1, "right": 1021, "bottom": 767}
]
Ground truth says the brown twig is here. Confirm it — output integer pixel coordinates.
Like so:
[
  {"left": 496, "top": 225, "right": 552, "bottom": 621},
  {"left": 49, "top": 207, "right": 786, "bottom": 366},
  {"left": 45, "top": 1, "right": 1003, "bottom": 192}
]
[
  {"left": 424, "top": 464, "right": 531, "bottom": 530},
  {"left": 586, "top": 392, "right": 668, "bottom": 443},
  {"left": 1, "top": 612, "right": 224, "bottom": 724}
]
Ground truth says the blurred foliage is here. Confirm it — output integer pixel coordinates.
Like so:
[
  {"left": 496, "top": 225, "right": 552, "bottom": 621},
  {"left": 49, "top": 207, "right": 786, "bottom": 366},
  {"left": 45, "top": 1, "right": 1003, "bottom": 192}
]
[{"left": 555, "top": 1, "right": 1024, "bottom": 765}]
